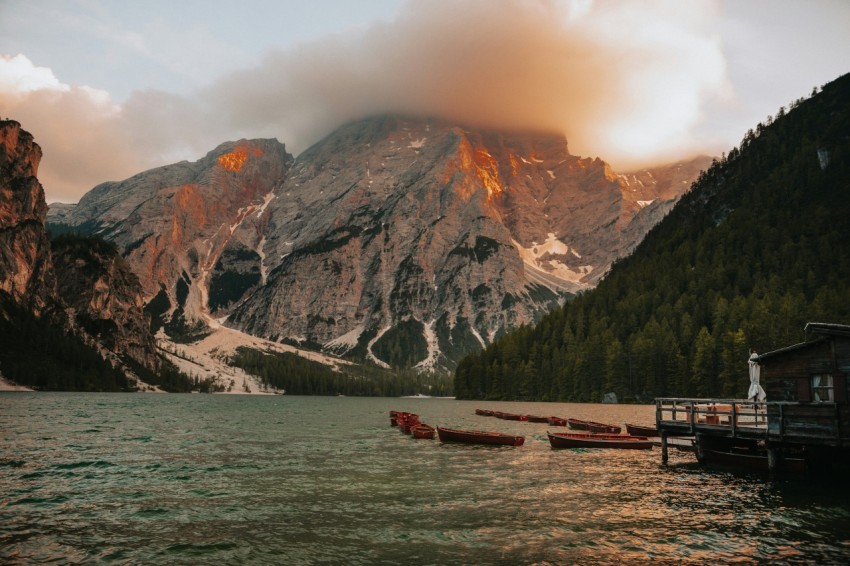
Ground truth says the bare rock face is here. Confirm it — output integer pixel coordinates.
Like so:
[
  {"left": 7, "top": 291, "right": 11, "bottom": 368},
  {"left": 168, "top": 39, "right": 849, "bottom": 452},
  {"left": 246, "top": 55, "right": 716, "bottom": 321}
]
[
  {"left": 51, "top": 139, "right": 294, "bottom": 333},
  {"left": 0, "top": 120, "right": 54, "bottom": 312},
  {"left": 225, "top": 116, "right": 708, "bottom": 369},
  {"left": 1, "top": 119, "right": 159, "bottom": 372},
  {"left": 51, "top": 236, "right": 158, "bottom": 369}
]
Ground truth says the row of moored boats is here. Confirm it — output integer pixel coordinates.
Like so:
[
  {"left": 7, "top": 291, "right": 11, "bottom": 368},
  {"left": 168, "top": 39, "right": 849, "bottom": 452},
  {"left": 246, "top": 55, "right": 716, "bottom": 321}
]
[{"left": 390, "top": 409, "right": 659, "bottom": 449}]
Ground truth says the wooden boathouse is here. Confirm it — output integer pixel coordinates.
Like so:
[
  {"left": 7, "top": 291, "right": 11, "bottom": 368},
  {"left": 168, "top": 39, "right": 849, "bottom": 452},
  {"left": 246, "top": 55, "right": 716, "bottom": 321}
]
[{"left": 655, "top": 322, "right": 850, "bottom": 475}]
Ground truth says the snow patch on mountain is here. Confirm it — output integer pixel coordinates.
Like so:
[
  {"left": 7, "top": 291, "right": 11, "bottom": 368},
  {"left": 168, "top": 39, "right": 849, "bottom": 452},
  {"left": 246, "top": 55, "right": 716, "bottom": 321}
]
[
  {"left": 513, "top": 233, "right": 594, "bottom": 290},
  {"left": 326, "top": 324, "right": 365, "bottom": 351},
  {"left": 414, "top": 319, "right": 440, "bottom": 370}
]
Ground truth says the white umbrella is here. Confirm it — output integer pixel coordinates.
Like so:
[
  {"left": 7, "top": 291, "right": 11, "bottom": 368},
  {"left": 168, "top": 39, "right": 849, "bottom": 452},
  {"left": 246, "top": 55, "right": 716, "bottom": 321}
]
[{"left": 748, "top": 352, "right": 766, "bottom": 402}]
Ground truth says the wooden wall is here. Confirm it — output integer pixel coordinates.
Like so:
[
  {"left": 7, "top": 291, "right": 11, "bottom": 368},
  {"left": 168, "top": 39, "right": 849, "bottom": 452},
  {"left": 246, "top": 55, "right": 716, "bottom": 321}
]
[{"left": 761, "top": 336, "right": 849, "bottom": 444}]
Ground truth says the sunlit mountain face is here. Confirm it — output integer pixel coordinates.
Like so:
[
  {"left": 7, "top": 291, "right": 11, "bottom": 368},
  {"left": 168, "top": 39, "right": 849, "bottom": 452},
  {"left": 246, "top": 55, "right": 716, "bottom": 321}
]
[{"left": 45, "top": 114, "right": 707, "bottom": 371}]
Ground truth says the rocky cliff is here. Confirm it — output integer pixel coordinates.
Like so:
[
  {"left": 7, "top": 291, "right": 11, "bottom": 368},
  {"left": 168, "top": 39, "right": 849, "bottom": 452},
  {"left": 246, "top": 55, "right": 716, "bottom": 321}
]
[
  {"left": 0, "top": 119, "right": 158, "bottom": 376},
  {"left": 51, "top": 234, "right": 158, "bottom": 369},
  {"left": 51, "top": 139, "right": 293, "bottom": 336},
  {"left": 225, "top": 116, "right": 709, "bottom": 369},
  {"left": 0, "top": 120, "right": 54, "bottom": 313}
]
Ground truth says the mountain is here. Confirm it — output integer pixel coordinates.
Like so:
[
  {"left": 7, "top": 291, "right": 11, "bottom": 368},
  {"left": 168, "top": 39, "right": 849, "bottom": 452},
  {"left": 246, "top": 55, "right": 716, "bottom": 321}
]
[
  {"left": 48, "top": 116, "right": 708, "bottom": 371},
  {"left": 0, "top": 120, "right": 164, "bottom": 390},
  {"left": 454, "top": 73, "right": 850, "bottom": 401},
  {"left": 50, "top": 138, "right": 294, "bottom": 340}
]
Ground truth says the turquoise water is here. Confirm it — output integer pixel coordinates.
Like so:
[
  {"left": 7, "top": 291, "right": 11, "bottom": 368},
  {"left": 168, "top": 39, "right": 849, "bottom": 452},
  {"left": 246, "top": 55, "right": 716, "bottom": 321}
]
[{"left": 2, "top": 393, "right": 850, "bottom": 564}]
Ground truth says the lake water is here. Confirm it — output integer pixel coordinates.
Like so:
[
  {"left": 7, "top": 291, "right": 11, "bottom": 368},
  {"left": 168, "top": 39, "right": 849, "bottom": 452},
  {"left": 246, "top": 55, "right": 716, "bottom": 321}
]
[{"left": 2, "top": 393, "right": 850, "bottom": 564}]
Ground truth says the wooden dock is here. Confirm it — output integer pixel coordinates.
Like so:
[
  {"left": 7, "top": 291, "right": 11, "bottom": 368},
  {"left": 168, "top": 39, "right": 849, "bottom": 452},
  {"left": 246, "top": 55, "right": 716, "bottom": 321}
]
[{"left": 655, "top": 397, "right": 847, "bottom": 476}]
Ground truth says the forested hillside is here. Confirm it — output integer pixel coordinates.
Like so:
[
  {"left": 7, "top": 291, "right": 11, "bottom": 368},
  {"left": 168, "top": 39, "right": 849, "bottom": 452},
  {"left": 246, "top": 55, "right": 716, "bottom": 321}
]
[{"left": 455, "top": 72, "right": 850, "bottom": 402}]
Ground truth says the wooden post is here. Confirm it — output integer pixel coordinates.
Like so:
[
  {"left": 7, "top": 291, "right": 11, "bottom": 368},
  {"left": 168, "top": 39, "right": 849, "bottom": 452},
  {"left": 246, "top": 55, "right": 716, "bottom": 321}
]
[
  {"left": 661, "top": 431, "right": 669, "bottom": 465},
  {"left": 767, "top": 447, "right": 778, "bottom": 478},
  {"left": 695, "top": 434, "right": 705, "bottom": 464}
]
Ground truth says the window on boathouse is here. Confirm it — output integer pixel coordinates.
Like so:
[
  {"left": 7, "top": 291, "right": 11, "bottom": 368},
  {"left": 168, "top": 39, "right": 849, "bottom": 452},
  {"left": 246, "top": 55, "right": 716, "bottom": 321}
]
[{"left": 811, "top": 374, "right": 834, "bottom": 402}]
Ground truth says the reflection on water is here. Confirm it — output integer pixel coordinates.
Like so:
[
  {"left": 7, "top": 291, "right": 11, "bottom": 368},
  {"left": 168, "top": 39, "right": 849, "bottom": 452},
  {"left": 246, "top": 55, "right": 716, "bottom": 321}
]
[{"left": 2, "top": 393, "right": 849, "bottom": 564}]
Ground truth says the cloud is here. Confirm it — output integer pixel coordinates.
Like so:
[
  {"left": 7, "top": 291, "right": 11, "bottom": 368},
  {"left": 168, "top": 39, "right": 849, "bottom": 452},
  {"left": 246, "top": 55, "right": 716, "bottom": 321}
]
[
  {"left": 0, "top": 53, "right": 69, "bottom": 93},
  {"left": 209, "top": 0, "right": 729, "bottom": 166},
  {"left": 2, "top": 0, "right": 731, "bottom": 203}
]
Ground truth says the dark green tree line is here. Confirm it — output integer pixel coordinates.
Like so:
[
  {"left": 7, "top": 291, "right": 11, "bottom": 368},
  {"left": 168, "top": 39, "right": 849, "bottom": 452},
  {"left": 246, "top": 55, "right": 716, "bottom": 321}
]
[{"left": 229, "top": 346, "right": 453, "bottom": 397}]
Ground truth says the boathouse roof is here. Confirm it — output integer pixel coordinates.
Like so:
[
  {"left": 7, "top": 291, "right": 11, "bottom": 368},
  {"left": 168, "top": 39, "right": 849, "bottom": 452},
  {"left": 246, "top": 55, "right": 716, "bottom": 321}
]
[{"left": 757, "top": 322, "right": 850, "bottom": 361}]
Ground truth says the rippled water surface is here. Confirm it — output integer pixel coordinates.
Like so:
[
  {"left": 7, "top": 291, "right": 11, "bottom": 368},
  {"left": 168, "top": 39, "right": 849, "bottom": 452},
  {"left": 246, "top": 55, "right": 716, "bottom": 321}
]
[{"left": 3, "top": 393, "right": 850, "bottom": 564}]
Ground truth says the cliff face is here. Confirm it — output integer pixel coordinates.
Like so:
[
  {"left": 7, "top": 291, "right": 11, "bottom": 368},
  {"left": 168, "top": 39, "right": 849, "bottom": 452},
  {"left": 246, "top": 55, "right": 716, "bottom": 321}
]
[
  {"left": 0, "top": 120, "right": 54, "bottom": 312},
  {"left": 51, "top": 235, "right": 158, "bottom": 369},
  {"left": 225, "top": 116, "right": 707, "bottom": 369},
  {"left": 53, "top": 139, "right": 294, "bottom": 332},
  {"left": 0, "top": 119, "right": 158, "bottom": 373}
]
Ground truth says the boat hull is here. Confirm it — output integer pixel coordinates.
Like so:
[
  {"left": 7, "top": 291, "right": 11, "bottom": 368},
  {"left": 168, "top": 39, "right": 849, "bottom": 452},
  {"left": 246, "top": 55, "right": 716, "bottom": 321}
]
[
  {"left": 548, "top": 432, "right": 653, "bottom": 450},
  {"left": 437, "top": 427, "right": 524, "bottom": 446},
  {"left": 411, "top": 424, "right": 436, "bottom": 439},
  {"left": 625, "top": 423, "right": 658, "bottom": 437},
  {"left": 568, "top": 418, "right": 621, "bottom": 434},
  {"left": 701, "top": 449, "right": 807, "bottom": 475},
  {"left": 494, "top": 412, "right": 528, "bottom": 421}
]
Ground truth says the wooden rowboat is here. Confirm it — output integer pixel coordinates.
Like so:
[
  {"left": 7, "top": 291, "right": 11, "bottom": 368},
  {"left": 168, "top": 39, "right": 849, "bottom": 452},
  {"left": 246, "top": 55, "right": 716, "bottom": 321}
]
[
  {"left": 625, "top": 423, "right": 658, "bottom": 437},
  {"left": 567, "top": 418, "right": 621, "bottom": 434},
  {"left": 390, "top": 410, "right": 400, "bottom": 426},
  {"left": 474, "top": 409, "right": 495, "bottom": 416},
  {"left": 548, "top": 416, "right": 567, "bottom": 427},
  {"left": 494, "top": 412, "right": 528, "bottom": 421},
  {"left": 525, "top": 415, "right": 550, "bottom": 423},
  {"left": 397, "top": 413, "right": 420, "bottom": 434},
  {"left": 411, "top": 423, "right": 436, "bottom": 439},
  {"left": 588, "top": 422, "right": 622, "bottom": 434},
  {"left": 547, "top": 432, "right": 653, "bottom": 450},
  {"left": 437, "top": 426, "right": 525, "bottom": 446}
]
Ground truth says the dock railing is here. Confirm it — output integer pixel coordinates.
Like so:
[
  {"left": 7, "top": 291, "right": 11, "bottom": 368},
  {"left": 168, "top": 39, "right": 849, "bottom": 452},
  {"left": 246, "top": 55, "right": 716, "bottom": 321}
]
[{"left": 656, "top": 398, "right": 768, "bottom": 437}]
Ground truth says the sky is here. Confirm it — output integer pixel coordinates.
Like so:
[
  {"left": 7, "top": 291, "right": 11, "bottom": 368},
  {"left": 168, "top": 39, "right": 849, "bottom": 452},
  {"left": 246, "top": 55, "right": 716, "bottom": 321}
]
[{"left": 1, "top": 0, "right": 849, "bottom": 204}]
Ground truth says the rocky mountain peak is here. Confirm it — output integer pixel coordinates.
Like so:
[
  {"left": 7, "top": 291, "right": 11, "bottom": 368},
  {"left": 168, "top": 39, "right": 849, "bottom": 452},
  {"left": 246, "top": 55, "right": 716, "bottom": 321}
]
[
  {"left": 222, "top": 115, "right": 707, "bottom": 369},
  {"left": 48, "top": 137, "right": 295, "bottom": 335}
]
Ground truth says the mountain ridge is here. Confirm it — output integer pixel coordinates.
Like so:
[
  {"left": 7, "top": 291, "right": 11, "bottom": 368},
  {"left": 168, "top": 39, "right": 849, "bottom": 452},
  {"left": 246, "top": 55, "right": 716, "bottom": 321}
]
[{"left": 47, "top": 114, "right": 710, "bottom": 371}]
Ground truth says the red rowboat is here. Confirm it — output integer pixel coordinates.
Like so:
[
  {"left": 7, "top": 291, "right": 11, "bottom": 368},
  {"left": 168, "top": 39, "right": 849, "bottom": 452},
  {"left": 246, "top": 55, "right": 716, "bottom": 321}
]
[
  {"left": 437, "top": 426, "right": 525, "bottom": 446},
  {"left": 548, "top": 416, "right": 567, "bottom": 427},
  {"left": 475, "top": 409, "right": 495, "bottom": 416},
  {"left": 567, "top": 418, "right": 621, "bottom": 434},
  {"left": 390, "top": 410, "right": 400, "bottom": 426},
  {"left": 397, "top": 413, "right": 420, "bottom": 434},
  {"left": 411, "top": 423, "right": 436, "bottom": 439},
  {"left": 547, "top": 432, "right": 653, "bottom": 450},
  {"left": 588, "top": 422, "right": 622, "bottom": 434},
  {"left": 494, "top": 412, "right": 528, "bottom": 421},
  {"left": 625, "top": 423, "right": 658, "bottom": 437},
  {"left": 525, "top": 415, "right": 549, "bottom": 423}
]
